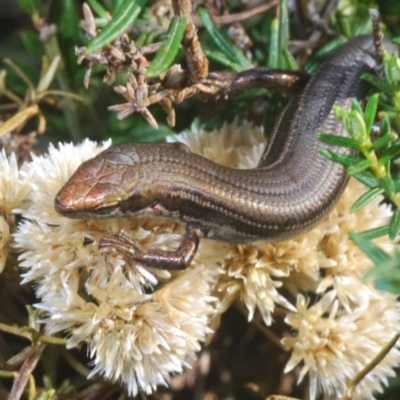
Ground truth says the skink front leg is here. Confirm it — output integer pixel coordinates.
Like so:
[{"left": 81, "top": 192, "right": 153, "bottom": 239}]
[{"left": 99, "top": 225, "right": 204, "bottom": 270}]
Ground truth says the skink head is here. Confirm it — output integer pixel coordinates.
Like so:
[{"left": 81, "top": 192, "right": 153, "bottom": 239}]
[
  {"left": 54, "top": 155, "right": 119, "bottom": 219},
  {"left": 54, "top": 143, "right": 153, "bottom": 219}
]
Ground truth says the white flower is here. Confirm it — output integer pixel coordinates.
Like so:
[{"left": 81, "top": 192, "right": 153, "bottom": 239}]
[
  {"left": 14, "top": 139, "right": 216, "bottom": 396},
  {"left": 283, "top": 289, "right": 400, "bottom": 400},
  {"left": 0, "top": 149, "right": 32, "bottom": 273},
  {"left": 0, "top": 149, "right": 31, "bottom": 214}
]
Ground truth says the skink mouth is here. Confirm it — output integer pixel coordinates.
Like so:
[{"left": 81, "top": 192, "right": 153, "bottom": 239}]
[
  {"left": 92, "top": 204, "right": 121, "bottom": 216},
  {"left": 54, "top": 195, "right": 79, "bottom": 217},
  {"left": 54, "top": 187, "right": 122, "bottom": 219},
  {"left": 54, "top": 187, "right": 86, "bottom": 218}
]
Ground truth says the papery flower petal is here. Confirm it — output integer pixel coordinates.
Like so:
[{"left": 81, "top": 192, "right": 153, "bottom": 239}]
[
  {"left": 0, "top": 149, "right": 32, "bottom": 214},
  {"left": 283, "top": 289, "right": 400, "bottom": 400}
]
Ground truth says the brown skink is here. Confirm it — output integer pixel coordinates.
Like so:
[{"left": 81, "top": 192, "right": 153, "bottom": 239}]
[{"left": 55, "top": 35, "right": 395, "bottom": 269}]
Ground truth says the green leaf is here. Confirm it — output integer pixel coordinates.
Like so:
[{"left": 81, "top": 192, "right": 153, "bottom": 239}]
[
  {"left": 370, "top": 132, "right": 394, "bottom": 151},
  {"left": 198, "top": 8, "right": 252, "bottom": 70},
  {"left": 147, "top": 16, "right": 187, "bottom": 78},
  {"left": 379, "top": 116, "right": 390, "bottom": 138},
  {"left": 57, "top": 0, "right": 80, "bottom": 42},
  {"left": 318, "top": 133, "right": 360, "bottom": 149},
  {"left": 365, "top": 255, "right": 400, "bottom": 292},
  {"left": 347, "top": 109, "right": 366, "bottom": 141},
  {"left": 283, "top": 49, "right": 299, "bottom": 70},
  {"left": 379, "top": 139, "right": 400, "bottom": 164},
  {"left": 389, "top": 208, "right": 400, "bottom": 240},
  {"left": 86, "top": 0, "right": 146, "bottom": 53},
  {"left": 351, "top": 98, "right": 363, "bottom": 115},
  {"left": 47, "top": 0, "right": 81, "bottom": 75},
  {"left": 203, "top": 49, "right": 243, "bottom": 71},
  {"left": 16, "top": 0, "right": 41, "bottom": 15},
  {"left": 92, "top": 17, "right": 112, "bottom": 28},
  {"left": 87, "top": 0, "right": 108, "bottom": 17},
  {"left": 347, "top": 159, "right": 373, "bottom": 175},
  {"left": 112, "top": 0, "right": 125, "bottom": 13},
  {"left": 303, "top": 37, "right": 347, "bottom": 74},
  {"left": 341, "top": 18, "right": 352, "bottom": 39},
  {"left": 349, "top": 232, "right": 391, "bottom": 264},
  {"left": 319, "top": 149, "right": 362, "bottom": 166},
  {"left": 267, "top": 18, "right": 279, "bottom": 68},
  {"left": 353, "top": 171, "right": 380, "bottom": 188},
  {"left": 37, "top": 56, "right": 61, "bottom": 92},
  {"left": 384, "top": 53, "right": 400, "bottom": 85},
  {"left": 361, "top": 73, "right": 395, "bottom": 95},
  {"left": 19, "top": 31, "right": 43, "bottom": 60},
  {"left": 277, "top": 0, "right": 289, "bottom": 69},
  {"left": 363, "top": 93, "right": 379, "bottom": 135},
  {"left": 359, "top": 225, "right": 390, "bottom": 240},
  {"left": 350, "top": 187, "right": 384, "bottom": 213},
  {"left": 267, "top": 0, "right": 292, "bottom": 70},
  {"left": 333, "top": 104, "right": 347, "bottom": 121},
  {"left": 379, "top": 176, "right": 396, "bottom": 196}
]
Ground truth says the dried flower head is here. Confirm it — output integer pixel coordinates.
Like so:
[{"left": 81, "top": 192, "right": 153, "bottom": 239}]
[
  {"left": 282, "top": 289, "right": 400, "bottom": 400},
  {"left": 14, "top": 139, "right": 217, "bottom": 396},
  {"left": 0, "top": 149, "right": 32, "bottom": 214},
  {"left": 0, "top": 149, "right": 32, "bottom": 273}
]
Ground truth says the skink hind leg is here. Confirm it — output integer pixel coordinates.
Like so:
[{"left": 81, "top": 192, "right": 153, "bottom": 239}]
[{"left": 99, "top": 225, "right": 204, "bottom": 270}]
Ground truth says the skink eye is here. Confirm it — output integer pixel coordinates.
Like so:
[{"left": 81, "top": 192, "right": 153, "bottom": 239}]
[{"left": 95, "top": 205, "right": 120, "bottom": 216}]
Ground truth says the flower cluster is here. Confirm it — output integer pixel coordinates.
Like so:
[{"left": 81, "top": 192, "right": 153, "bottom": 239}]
[
  {"left": 0, "top": 150, "right": 31, "bottom": 273},
  {"left": 283, "top": 289, "right": 400, "bottom": 399},
  {"left": 13, "top": 140, "right": 217, "bottom": 395},
  {"left": 8, "top": 121, "right": 400, "bottom": 398}
]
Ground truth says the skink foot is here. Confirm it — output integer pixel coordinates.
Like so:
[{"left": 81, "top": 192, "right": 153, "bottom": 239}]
[{"left": 99, "top": 225, "right": 204, "bottom": 270}]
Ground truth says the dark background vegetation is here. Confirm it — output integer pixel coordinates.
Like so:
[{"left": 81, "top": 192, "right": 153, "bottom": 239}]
[{"left": 1, "top": 0, "right": 400, "bottom": 399}]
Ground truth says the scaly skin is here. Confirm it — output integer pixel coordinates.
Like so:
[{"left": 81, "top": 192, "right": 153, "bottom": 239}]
[{"left": 54, "top": 36, "right": 396, "bottom": 268}]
